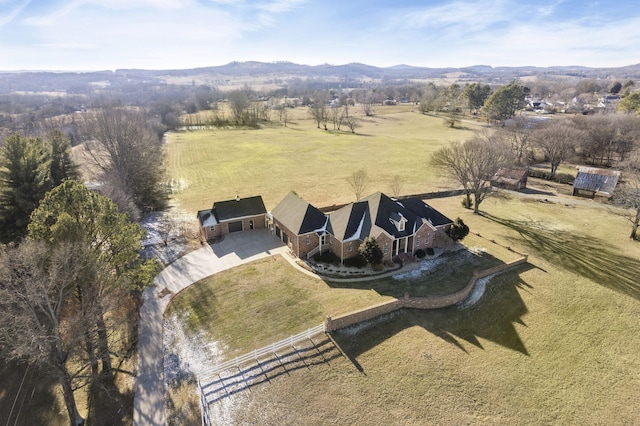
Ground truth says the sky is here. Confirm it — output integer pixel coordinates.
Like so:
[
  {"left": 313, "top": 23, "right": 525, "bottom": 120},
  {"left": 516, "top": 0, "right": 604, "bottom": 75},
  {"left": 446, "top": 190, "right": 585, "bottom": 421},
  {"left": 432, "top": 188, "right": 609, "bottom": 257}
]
[{"left": 0, "top": 0, "right": 639, "bottom": 71}]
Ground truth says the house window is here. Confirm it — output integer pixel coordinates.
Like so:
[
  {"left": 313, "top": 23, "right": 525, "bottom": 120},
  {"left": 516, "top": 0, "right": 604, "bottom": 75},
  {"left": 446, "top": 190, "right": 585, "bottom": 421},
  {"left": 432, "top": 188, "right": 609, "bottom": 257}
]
[
  {"left": 425, "top": 235, "right": 431, "bottom": 244},
  {"left": 398, "top": 221, "right": 405, "bottom": 232},
  {"left": 209, "top": 226, "right": 215, "bottom": 231},
  {"left": 348, "top": 242, "right": 353, "bottom": 252},
  {"left": 305, "top": 235, "right": 310, "bottom": 245},
  {"left": 416, "top": 235, "right": 421, "bottom": 247},
  {"left": 383, "top": 243, "right": 389, "bottom": 254}
]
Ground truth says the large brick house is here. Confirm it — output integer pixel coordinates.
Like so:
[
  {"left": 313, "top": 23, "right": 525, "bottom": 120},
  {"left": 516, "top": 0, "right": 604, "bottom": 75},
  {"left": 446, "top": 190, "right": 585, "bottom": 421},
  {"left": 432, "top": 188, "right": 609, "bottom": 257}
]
[
  {"left": 197, "top": 195, "right": 267, "bottom": 241},
  {"left": 270, "top": 191, "right": 454, "bottom": 263}
]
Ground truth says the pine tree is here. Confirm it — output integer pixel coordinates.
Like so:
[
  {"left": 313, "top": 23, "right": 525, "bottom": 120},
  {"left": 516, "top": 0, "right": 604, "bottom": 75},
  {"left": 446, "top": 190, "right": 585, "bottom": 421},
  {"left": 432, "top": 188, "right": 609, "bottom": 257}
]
[{"left": 0, "top": 134, "right": 52, "bottom": 242}]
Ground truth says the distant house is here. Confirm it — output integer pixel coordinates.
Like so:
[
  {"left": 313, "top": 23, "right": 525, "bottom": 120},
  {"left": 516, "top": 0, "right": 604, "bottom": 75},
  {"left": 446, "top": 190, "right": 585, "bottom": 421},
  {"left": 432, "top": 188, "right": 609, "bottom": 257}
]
[
  {"left": 491, "top": 167, "right": 528, "bottom": 191},
  {"left": 572, "top": 167, "right": 621, "bottom": 199},
  {"left": 197, "top": 195, "right": 267, "bottom": 241},
  {"left": 270, "top": 191, "right": 454, "bottom": 263}
]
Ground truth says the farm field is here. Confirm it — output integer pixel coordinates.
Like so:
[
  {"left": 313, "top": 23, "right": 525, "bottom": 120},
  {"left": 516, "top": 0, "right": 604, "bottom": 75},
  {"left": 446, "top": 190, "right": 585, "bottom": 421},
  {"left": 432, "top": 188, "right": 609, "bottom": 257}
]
[
  {"left": 164, "top": 105, "right": 483, "bottom": 214},
  {"left": 167, "top": 193, "right": 640, "bottom": 424}
]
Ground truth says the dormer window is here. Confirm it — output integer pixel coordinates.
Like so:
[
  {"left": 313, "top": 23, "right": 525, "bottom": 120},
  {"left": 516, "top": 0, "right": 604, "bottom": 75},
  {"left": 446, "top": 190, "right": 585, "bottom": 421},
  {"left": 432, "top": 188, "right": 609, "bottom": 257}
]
[{"left": 390, "top": 212, "right": 407, "bottom": 232}]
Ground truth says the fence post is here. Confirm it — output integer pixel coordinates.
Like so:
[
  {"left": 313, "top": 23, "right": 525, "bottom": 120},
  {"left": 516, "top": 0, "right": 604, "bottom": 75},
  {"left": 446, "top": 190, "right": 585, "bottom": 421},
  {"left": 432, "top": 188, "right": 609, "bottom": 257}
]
[{"left": 325, "top": 315, "right": 332, "bottom": 332}]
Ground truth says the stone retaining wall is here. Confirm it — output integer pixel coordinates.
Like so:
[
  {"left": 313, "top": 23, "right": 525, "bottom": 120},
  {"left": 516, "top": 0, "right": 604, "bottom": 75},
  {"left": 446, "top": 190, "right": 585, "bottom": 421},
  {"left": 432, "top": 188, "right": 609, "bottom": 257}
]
[{"left": 325, "top": 255, "right": 528, "bottom": 332}]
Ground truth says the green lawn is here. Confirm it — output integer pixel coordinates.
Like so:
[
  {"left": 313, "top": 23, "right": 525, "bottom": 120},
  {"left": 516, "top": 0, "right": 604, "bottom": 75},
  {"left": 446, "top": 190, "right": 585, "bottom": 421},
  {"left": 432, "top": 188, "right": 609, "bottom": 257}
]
[
  {"left": 165, "top": 106, "right": 482, "bottom": 213},
  {"left": 167, "top": 193, "right": 640, "bottom": 425}
]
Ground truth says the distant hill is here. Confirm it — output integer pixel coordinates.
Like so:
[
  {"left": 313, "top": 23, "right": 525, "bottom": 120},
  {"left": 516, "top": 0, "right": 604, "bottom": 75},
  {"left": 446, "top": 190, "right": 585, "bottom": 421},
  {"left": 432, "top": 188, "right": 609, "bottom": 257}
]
[{"left": 1, "top": 61, "right": 640, "bottom": 94}]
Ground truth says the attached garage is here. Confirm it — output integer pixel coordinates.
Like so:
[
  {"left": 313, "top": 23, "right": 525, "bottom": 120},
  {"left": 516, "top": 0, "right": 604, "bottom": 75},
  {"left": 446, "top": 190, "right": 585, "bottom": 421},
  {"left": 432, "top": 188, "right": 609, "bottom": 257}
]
[{"left": 228, "top": 221, "right": 243, "bottom": 233}]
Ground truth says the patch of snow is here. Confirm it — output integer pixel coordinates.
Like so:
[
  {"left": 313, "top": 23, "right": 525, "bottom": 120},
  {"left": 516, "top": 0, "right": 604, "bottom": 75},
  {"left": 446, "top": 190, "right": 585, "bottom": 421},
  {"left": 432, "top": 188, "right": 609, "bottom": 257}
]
[
  {"left": 457, "top": 276, "right": 491, "bottom": 309},
  {"left": 392, "top": 255, "right": 449, "bottom": 280},
  {"left": 392, "top": 245, "right": 470, "bottom": 281},
  {"left": 344, "top": 211, "right": 366, "bottom": 242},
  {"left": 163, "top": 313, "right": 226, "bottom": 386}
]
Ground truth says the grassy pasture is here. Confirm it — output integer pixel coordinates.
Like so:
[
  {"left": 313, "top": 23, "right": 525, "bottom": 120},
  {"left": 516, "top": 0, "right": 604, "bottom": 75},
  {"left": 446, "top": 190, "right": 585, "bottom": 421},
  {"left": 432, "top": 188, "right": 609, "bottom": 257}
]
[
  {"left": 167, "top": 193, "right": 640, "bottom": 424},
  {"left": 165, "top": 105, "right": 482, "bottom": 213}
]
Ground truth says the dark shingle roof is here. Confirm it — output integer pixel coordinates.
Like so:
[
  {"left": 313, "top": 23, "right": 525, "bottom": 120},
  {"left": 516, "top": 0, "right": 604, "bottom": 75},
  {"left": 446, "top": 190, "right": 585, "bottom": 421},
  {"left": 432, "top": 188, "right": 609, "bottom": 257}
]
[
  {"left": 271, "top": 192, "right": 328, "bottom": 234},
  {"left": 400, "top": 197, "right": 453, "bottom": 227},
  {"left": 329, "top": 201, "right": 371, "bottom": 241},
  {"left": 212, "top": 195, "right": 266, "bottom": 221},
  {"left": 573, "top": 167, "right": 620, "bottom": 194}
]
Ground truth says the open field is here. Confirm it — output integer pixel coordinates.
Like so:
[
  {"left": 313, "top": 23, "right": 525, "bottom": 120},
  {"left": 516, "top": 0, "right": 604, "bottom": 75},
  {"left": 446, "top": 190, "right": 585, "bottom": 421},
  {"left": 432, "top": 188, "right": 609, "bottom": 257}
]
[
  {"left": 165, "top": 105, "right": 483, "bottom": 213},
  {"left": 167, "top": 192, "right": 640, "bottom": 424}
]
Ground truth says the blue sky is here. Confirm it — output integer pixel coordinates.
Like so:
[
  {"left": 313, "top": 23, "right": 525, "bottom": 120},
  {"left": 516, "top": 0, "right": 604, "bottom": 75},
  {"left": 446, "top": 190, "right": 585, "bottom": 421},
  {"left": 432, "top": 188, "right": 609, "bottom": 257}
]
[{"left": 1, "top": 0, "right": 638, "bottom": 71}]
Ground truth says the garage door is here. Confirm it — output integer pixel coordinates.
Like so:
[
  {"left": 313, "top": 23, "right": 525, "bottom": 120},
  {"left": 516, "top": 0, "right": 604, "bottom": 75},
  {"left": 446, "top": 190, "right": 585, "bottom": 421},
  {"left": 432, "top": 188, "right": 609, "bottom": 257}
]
[{"left": 228, "top": 221, "right": 243, "bottom": 233}]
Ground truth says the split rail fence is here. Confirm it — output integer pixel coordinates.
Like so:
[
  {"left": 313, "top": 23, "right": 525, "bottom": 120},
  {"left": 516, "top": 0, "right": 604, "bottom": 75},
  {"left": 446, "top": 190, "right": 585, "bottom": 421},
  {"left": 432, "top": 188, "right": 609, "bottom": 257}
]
[{"left": 197, "top": 323, "right": 326, "bottom": 425}]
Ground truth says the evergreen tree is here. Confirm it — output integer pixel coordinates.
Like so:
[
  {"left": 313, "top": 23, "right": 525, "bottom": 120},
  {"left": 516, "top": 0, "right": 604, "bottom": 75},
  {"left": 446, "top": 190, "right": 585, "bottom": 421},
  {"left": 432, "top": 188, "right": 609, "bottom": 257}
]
[
  {"left": 29, "top": 180, "right": 156, "bottom": 382},
  {"left": 0, "top": 133, "right": 51, "bottom": 242},
  {"left": 359, "top": 236, "right": 383, "bottom": 266},
  {"left": 483, "top": 81, "right": 528, "bottom": 122},
  {"left": 447, "top": 218, "right": 470, "bottom": 241},
  {"left": 48, "top": 130, "right": 80, "bottom": 186}
]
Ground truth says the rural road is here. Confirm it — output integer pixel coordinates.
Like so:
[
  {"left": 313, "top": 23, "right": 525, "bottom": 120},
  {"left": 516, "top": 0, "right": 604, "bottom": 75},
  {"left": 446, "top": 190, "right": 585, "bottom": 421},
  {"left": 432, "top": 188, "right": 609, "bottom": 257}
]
[{"left": 133, "top": 229, "right": 287, "bottom": 426}]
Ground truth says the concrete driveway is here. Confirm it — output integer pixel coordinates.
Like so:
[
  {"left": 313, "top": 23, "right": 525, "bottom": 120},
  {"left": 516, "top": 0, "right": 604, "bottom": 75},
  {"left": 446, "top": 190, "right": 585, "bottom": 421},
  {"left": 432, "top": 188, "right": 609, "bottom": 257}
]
[{"left": 133, "top": 229, "right": 286, "bottom": 425}]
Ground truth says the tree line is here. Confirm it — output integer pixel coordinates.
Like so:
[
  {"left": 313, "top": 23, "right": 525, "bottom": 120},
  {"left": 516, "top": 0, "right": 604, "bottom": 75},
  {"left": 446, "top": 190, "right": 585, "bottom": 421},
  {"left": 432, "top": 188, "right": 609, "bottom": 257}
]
[
  {"left": 0, "top": 103, "right": 165, "bottom": 424},
  {"left": 430, "top": 113, "right": 640, "bottom": 240}
]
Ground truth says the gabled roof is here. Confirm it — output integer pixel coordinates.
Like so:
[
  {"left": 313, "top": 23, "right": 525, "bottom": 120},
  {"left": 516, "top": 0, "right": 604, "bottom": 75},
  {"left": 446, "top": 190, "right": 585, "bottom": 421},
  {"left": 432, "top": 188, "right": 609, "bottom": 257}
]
[
  {"left": 197, "top": 209, "right": 218, "bottom": 227},
  {"left": 271, "top": 191, "right": 453, "bottom": 242},
  {"left": 573, "top": 167, "right": 620, "bottom": 194},
  {"left": 329, "top": 192, "right": 453, "bottom": 242},
  {"left": 363, "top": 192, "right": 417, "bottom": 239},
  {"left": 329, "top": 201, "right": 372, "bottom": 242},
  {"left": 491, "top": 167, "right": 528, "bottom": 186},
  {"left": 271, "top": 192, "right": 328, "bottom": 234},
  {"left": 197, "top": 195, "right": 266, "bottom": 226},
  {"left": 214, "top": 195, "right": 266, "bottom": 221}
]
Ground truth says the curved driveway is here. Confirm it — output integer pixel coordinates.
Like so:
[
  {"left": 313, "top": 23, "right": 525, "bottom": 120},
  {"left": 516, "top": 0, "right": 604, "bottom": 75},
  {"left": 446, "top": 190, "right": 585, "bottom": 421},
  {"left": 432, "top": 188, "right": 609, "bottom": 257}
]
[{"left": 133, "top": 229, "right": 287, "bottom": 425}]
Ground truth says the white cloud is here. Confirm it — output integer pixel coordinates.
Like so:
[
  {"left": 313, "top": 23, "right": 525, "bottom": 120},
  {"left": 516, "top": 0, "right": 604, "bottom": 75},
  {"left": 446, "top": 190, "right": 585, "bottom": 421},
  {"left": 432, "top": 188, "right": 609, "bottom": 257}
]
[{"left": 0, "top": 0, "right": 31, "bottom": 28}]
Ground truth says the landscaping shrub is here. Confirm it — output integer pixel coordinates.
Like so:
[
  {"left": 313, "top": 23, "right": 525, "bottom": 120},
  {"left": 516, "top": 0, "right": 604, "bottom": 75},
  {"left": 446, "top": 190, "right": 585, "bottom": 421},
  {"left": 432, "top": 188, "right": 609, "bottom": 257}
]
[
  {"left": 359, "top": 237, "right": 383, "bottom": 266},
  {"left": 461, "top": 197, "right": 473, "bottom": 209},
  {"left": 447, "top": 217, "right": 470, "bottom": 241},
  {"left": 415, "top": 249, "right": 426, "bottom": 259},
  {"left": 313, "top": 251, "right": 340, "bottom": 265},
  {"left": 426, "top": 247, "right": 435, "bottom": 256},
  {"left": 343, "top": 254, "right": 367, "bottom": 268}
]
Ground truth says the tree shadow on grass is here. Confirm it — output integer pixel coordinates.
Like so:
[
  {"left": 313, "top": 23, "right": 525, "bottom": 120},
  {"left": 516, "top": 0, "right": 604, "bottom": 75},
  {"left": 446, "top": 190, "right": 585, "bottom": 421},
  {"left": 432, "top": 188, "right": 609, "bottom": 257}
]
[
  {"left": 331, "top": 264, "right": 534, "bottom": 369},
  {"left": 481, "top": 212, "right": 640, "bottom": 300}
]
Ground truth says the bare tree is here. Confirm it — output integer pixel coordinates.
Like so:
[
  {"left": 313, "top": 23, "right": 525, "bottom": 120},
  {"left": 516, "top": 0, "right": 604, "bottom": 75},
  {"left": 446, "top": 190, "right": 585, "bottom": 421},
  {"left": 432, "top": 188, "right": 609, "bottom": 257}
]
[
  {"left": 0, "top": 241, "right": 90, "bottom": 426},
  {"left": 614, "top": 114, "right": 640, "bottom": 162},
  {"left": 309, "top": 91, "right": 329, "bottom": 129},
  {"left": 227, "top": 88, "right": 251, "bottom": 125},
  {"left": 83, "top": 103, "right": 166, "bottom": 213},
  {"left": 329, "top": 106, "right": 344, "bottom": 130},
  {"left": 499, "top": 116, "right": 538, "bottom": 165},
  {"left": 432, "top": 134, "right": 514, "bottom": 213},
  {"left": 277, "top": 105, "right": 290, "bottom": 127},
  {"left": 532, "top": 119, "right": 584, "bottom": 177},
  {"left": 343, "top": 115, "right": 360, "bottom": 134},
  {"left": 614, "top": 155, "right": 640, "bottom": 239},
  {"left": 389, "top": 175, "right": 405, "bottom": 197},
  {"left": 347, "top": 169, "right": 369, "bottom": 201},
  {"left": 419, "top": 83, "right": 444, "bottom": 114}
]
